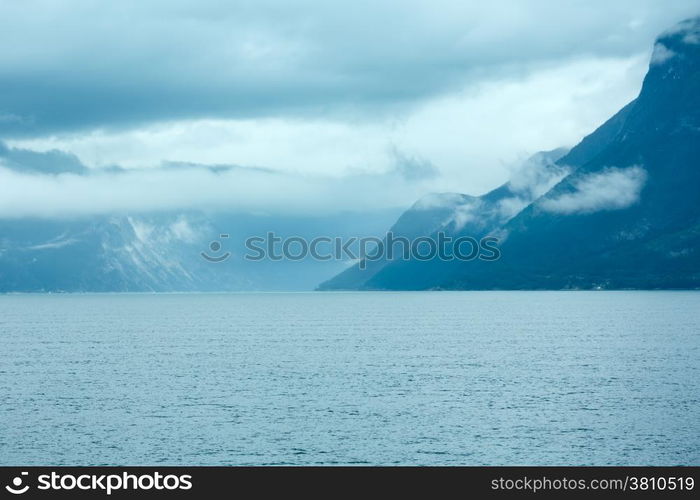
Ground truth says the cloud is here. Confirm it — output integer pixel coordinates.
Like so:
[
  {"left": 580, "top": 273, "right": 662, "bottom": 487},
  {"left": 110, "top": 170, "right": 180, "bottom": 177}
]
[
  {"left": 495, "top": 148, "right": 570, "bottom": 219},
  {"left": 0, "top": 5, "right": 696, "bottom": 219},
  {"left": 539, "top": 166, "right": 647, "bottom": 215},
  {"left": 496, "top": 197, "right": 530, "bottom": 220},
  {"left": 650, "top": 43, "right": 676, "bottom": 65},
  {"left": 448, "top": 200, "right": 484, "bottom": 231},
  {"left": 0, "top": 1, "right": 698, "bottom": 136},
  {"left": 389, "top": 149, "right": 440, "bottom": 181},
  {"left": 0, "top": 158, "right": 441, "bottom": 219},
  {"left": 504, "top": 147, "right": 570, "bottom": 193},
  {"left": 0, "top": 142, "right": 88, "bottom": 175},
  {"left": 412, "top": 193, "right": 473, "bottom": 211},
  {"left": 409, "top": 148, "right": 571, "bottom": 230},
  {"left": 6, "top": 55, "right": 650, "bottom": 196},
  {"left": 660, "top": 15, "right": 700, "bottom": 44}
]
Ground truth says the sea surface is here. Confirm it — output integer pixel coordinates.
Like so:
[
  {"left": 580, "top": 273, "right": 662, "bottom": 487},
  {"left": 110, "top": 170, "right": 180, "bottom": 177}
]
[{"left": 0, "top": 291, "right": 698, "bottom": 465}]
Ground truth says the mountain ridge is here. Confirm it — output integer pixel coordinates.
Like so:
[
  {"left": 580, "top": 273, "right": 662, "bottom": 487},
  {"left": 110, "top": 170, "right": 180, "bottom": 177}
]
[{"left": 321, "top": 16, "right": 700, "bottom": 291}]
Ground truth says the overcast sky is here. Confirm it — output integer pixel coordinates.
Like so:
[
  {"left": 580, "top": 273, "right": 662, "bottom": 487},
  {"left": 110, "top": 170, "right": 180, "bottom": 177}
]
[{"left": 0, "top": 0, "right": 698, "bottom": 217}]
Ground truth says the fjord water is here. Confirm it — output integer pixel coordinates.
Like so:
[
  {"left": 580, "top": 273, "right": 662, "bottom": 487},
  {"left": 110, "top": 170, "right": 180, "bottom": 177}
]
[{"left": 1, "top": 292, "right": 698, "bottom": 465}]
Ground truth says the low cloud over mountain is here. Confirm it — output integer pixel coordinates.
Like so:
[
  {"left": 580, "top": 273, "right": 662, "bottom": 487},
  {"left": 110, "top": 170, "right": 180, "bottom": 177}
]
[{"left": 539, "top": 166, "right": 647, "bottom": 215}]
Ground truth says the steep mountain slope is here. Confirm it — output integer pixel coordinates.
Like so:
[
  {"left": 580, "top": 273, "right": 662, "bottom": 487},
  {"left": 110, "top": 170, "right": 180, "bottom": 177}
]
[
  {"left": 325, "top": 17, "right": 700, "bottom": 290},
  {"left": 319, "top": 149, "right": 568, "bottom": 289}
]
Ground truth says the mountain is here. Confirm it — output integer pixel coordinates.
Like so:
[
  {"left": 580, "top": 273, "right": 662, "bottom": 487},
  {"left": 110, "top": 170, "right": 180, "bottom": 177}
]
[
  {"left": 0, "top": 143, "right": 404, "bottom": 292},
  {"left": 322, "top": 17, "right": 700, "bottom": 290},
  {"left": 319, "top": 148, "right": 568, "bottom": 289},
  {"left": 0, "top": 210, "right": 400, "bottom": 292}
]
